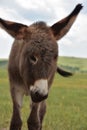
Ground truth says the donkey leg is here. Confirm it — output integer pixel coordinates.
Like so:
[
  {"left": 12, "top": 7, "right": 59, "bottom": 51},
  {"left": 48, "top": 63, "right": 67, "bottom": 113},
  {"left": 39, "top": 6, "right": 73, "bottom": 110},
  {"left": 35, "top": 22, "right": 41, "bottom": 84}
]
[
  {"left": 10, "top": 87, "right": 24, "bottom": 130},
  {"left": 39, "top": 101, "right": 46, "bottom": 130},
  {"left": 27, "top": 102, "right": 41, "bottom": 130}
]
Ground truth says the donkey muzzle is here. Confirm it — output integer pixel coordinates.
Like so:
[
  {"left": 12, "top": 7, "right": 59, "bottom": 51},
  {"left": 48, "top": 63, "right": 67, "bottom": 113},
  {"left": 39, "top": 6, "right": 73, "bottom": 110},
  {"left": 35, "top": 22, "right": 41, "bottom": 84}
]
[{"left": 30, "top": 79, "right": 48, "bottom": 103}]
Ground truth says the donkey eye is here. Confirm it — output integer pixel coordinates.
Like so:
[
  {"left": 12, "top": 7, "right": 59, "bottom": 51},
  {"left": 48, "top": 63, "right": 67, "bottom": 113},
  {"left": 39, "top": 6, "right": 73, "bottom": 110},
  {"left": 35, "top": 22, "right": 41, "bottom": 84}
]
[{"left": 30, "top": 55, "right": 38, "bottom": 64}]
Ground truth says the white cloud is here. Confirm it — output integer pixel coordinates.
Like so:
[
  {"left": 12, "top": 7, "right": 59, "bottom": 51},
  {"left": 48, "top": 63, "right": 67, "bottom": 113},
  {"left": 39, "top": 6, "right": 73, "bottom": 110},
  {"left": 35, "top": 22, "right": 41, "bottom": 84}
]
[
  {"left": 16, "top": 0, "right": 46, "bottom": 10},
  {"left": 0, "top": 7, "right": 12, "bottom": 19},
  {"left": 0, "top": 0, "right": 87, "bottom": 58}
]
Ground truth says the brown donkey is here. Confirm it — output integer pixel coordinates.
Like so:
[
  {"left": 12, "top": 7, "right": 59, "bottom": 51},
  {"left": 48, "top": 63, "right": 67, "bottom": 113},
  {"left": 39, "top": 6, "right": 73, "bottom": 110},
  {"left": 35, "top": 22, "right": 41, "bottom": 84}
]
[{"left": 0, "top": 4, "right": 83, "bottom": 130}]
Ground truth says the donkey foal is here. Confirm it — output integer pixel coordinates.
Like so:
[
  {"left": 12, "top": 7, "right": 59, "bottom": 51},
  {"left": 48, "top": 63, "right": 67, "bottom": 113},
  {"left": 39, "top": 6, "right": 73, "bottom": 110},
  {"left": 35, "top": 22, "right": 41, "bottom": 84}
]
[{"left": 0, "top": 4, "right": 83, "bottom": 130}]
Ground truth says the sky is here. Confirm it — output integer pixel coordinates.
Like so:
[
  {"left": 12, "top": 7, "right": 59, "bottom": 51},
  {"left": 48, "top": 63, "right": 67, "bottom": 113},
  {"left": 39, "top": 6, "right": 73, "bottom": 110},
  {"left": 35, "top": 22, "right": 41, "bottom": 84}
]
[{"left": 0, "top": 0, "right": 87, "bottom": 59}]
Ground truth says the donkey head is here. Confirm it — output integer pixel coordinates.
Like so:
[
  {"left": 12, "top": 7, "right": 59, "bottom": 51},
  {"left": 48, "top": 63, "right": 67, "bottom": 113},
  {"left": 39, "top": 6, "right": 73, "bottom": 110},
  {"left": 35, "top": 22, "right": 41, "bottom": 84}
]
[
  {"left": 18, "top": 22, "right": 58, "bottom": 102},
  {"left": 0, "top": 4, "right": 83, "bottom": 102}
]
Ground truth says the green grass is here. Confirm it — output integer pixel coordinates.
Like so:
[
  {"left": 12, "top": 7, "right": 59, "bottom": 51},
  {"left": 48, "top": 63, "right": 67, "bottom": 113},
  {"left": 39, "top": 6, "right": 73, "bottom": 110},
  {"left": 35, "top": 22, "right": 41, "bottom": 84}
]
[
  {"left": 44, "top": 74, "right": 87, "bottom": 130},
  {"left": 0, "top": 57, "right": 87, "bottom": 130}
]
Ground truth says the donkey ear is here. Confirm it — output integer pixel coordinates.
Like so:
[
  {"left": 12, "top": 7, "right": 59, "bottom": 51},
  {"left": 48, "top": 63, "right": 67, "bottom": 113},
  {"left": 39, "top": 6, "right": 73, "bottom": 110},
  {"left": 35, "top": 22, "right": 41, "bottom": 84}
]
[
  {"left": 0, "top": 18, "right": 28, "bottom": 39},
  {"left": 51, "top": 4, "right": 83, "bottom": 40}
]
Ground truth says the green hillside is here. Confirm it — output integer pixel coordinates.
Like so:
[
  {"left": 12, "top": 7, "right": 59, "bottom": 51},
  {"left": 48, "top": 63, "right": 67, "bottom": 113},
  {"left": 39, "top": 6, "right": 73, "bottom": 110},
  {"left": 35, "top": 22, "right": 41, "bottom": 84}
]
[
  {"left": 0, "top": 59, "right": 8, "bottom": 68},
  {"left": 58, "top": 56, "right": 87, "bottom": 73}
]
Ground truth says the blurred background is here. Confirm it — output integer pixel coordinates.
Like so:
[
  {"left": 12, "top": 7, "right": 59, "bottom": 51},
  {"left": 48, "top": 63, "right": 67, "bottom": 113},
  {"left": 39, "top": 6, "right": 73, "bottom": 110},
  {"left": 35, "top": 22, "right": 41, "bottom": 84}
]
[{"left": 0, "top": 0, "right": 87, "bottom": 58}]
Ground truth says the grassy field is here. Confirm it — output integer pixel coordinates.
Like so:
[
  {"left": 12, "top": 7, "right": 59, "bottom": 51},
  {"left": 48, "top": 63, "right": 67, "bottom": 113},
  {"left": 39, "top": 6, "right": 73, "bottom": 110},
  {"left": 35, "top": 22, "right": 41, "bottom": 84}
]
[
  {"left": 0, "top": 57, "right": 87, "bottom": 130},
  {"left": 58, "top": 56, "right": 87, "bottom": 73}
]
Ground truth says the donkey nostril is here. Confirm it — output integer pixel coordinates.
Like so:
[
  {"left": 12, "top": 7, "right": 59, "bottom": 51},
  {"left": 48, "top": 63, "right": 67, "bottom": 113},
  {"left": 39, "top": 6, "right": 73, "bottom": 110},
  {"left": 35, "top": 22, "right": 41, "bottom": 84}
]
[{"left": 35, "top": 91, "right": 40, "bottom": 97}]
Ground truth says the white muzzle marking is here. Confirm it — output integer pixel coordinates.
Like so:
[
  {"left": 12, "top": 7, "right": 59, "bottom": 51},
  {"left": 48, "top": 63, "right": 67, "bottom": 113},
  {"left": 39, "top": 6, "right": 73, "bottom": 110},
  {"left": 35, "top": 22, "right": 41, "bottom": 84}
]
[{"left": 30, "top": 79, "right": 48, "bottom": 96}]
